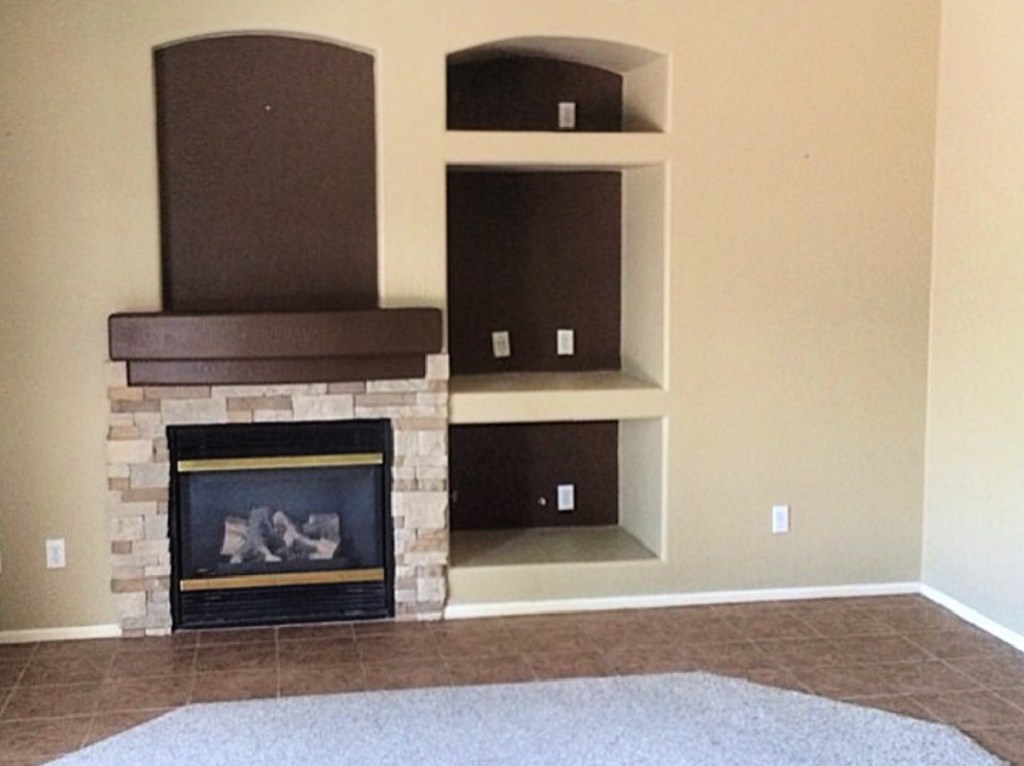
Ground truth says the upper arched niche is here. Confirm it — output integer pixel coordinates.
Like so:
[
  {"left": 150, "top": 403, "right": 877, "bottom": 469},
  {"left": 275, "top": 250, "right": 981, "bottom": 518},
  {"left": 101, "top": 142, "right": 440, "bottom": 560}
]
[
  {"left": 447, "top": 37, "right": 667, "bottom": 132},
  {"left": 155, "top": 34, "right": 378, "bottom": 313}
]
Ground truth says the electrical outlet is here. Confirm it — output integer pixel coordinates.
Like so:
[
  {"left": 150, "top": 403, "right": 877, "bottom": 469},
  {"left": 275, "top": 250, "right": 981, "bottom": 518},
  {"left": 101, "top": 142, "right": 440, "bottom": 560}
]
[
  {"left": 771, "top": 505, "right": 790, "bottom": 534},
  {"left": 45, "top": 538, "right": 66, "bottom": 569},
  {"left": 558, "top": 101, "right": 576, "bottom": 130},
  {"left": 557, "top": 484, "right": 575, "bottom": 512},
  {"left": 491, "top": 330, "right": 511, "bottom": 358},
  {"left": 556, "top": 329, "right": 575, "bottom": 356}
]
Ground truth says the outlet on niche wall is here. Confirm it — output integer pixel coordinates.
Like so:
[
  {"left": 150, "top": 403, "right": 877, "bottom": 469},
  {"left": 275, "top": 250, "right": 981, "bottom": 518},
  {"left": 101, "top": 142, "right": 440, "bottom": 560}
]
[
  {"left": 556, "top": 329, "right": 574, "bottom": 356},
  {"left": 491, "top": 330, "right": 511, "bottom": 359},
  {"left": 557, "top": 484, "right": 575, "bottom": 512}
]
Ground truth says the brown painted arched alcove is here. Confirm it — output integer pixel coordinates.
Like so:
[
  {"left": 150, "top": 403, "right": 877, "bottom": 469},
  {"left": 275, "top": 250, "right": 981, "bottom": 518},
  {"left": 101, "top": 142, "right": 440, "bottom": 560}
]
[
  {"left": 155, "top": 34, "right": 377, "bottom": 313},
  {"left": 447, "top": 55, "right": 623, "bottom": 131}
]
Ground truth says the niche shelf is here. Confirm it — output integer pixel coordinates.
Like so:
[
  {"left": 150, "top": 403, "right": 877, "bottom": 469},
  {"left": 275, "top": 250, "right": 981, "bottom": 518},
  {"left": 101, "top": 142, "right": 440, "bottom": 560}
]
[
  {"left": 445, "top": 130, "right": 669, "bottom": 167},
  {"left": 444, "top": 37, "right": 669, "bottom": 586},
  {"left": 449, "top": 371, "right": 665, "bottom": 424}
]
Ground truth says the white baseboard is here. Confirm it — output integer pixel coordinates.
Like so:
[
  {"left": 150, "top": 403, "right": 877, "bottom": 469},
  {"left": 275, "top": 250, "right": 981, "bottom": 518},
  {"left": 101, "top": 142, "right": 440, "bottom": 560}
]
[
  {"left": 920, "top": 585, "right": 1024, "bottom": 653},
  {"left": 0, "top": 624, "right": 122, "bottom": 645},
  {"left": 444, "top": 582, "right": 921, "bottom": 620}
]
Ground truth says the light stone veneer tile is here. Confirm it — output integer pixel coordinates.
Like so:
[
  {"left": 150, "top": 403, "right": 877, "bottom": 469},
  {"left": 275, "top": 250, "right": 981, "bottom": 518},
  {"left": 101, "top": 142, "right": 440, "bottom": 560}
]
[
  {"left": 106, "top": 439, "right": 153, "bottom": 465},
  {"left": 328, "top": 382, "right": 367, "bottom": 394},
  {"left": 108, "top": 462, "right": 131, "bottom": 479},
  {"left": 398, "top": 451, "right": 448, "bottom": 468},
  {"left": 130, "top": 463, "right": 169, "bottom": 489},
  {"left": 293, "top": 394, "right": 354, "bottom": 420},
  {"left": 417, "top": 430, "right": 447, "bottom": 455},
  {"left": 417, "top": 578, "right": 446, "bottom": 602},
  {"left": 367, "top": 379, "right": 431, "bottom": 393},
  {"left": 210, "top": 384, "right": 323, "bottom": 398},
  {"left": 161, "top": 398, "right": 227, "bottom": 424},
  {"left": 144, "top": 515, "right": 168, "bottom": 540},
  {"left": 108, "top": 386, "right": 145, "bottom": 402},
  {"left": 107, "top": 499, "right": 160, "bottom": 517},
  {"left": 416, "top": 393, "right": 448, "bottom": 407},
  {"left": 253, "top": 410, "right": 295, "bottom": 423},
  {"left": 133, "top": 413, "right": 166, "bottom": 439},
  {"left": 403, "top": 551, "right": 447, "bottom": 566},
  {"left": 144, "top": 386, "right": 211, "bottom": 400},
  {"left": 107, "top": 362, "right": 129, "bottom": 387},
  {"left": 397, "top": 492, "right": 448, "bottom": 530},
  {"left": 392, "top": 431, "right": 419, "bottom": 457},
  {"left": 110, "top": 516, "right": 144, "bottom": 541},
  {"left": 416, "top": 466, "right": 448, "bottom": 481},
  {"left": 132, "top": 540, "right": 170, "bottom": 557},
  {"left": 114, "top": 592, "right": 147, "bottom": 619},
  {"left": 426, "top": 355, "right": 449, "bottom": 380},
  {"left": 356, "top": 393, "right": 414, "bottom": 407}
]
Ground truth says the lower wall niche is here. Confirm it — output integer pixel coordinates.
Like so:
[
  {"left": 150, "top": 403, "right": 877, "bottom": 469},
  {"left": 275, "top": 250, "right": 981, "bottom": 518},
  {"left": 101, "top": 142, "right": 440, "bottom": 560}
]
[
  {"left": 105, "top": 356, "right": 449, "bottom": 637},
  {"left": 449, "top": 421, "right": 619, "bottom": 530},
  {"left": 447, "top": 417, "right": 663, "bottom": 570}
]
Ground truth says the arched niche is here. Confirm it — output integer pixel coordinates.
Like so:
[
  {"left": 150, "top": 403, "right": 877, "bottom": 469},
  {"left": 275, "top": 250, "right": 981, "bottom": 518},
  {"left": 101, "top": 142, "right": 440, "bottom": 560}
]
[
  {"left": 155, "top": 34, "right": 378, "bottom": 313},
  {"left": 447, "top": 37, "right": 667, "bottom": 132}
]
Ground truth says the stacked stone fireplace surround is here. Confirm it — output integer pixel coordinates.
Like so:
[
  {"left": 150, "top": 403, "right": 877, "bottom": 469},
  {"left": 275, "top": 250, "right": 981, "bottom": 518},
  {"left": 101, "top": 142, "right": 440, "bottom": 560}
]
[{"left": 105, "top": 355, "right": 450, "bottom": 637}]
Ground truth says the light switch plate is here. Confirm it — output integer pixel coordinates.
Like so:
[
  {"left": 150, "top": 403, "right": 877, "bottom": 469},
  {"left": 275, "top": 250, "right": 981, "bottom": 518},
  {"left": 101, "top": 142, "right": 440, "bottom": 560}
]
[
  {"left": 557, "top": 484, "right": 575, "bottom": 512},
  {"left": 557, "top": 329, "right": 575, "bottom": 356},
  {"left": 491, "top": 330, "right": 511, "bottom": 358},
  {"left": 558, "top": 102, "right": 576, "bottom": 130}
]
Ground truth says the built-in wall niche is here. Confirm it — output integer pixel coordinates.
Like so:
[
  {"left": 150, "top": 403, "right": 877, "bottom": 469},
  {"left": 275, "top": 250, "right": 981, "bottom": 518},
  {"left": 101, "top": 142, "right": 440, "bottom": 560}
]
[
  {"left": 450, "top": 421, "right": 618, "bottom": 530},
  {"left": 449, "top": 418, "right": 664, "bottom": 567},
  {"left": 447, "top": 37, "right": 668, "bottom": 132},
  {"left": 447, "top": 169, "right": 620, "bottom": 376},
  {"left": 155, "top": 34, "right": 377, "bottom": 313},
  {"left": 446, "top": 164, "right": 666, "bottom": 387}
]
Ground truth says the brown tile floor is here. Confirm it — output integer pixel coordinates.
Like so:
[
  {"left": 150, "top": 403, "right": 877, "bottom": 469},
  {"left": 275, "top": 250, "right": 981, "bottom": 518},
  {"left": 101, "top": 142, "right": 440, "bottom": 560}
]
[{"left": 1, "top": 595, "right": 1023, "bottom": 765}]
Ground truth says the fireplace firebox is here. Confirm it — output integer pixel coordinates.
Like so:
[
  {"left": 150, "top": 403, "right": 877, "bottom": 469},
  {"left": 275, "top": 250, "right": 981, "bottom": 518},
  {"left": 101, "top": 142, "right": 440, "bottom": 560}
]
[{"left": 168, "top": 419, "right": 394, "bottom": 629}]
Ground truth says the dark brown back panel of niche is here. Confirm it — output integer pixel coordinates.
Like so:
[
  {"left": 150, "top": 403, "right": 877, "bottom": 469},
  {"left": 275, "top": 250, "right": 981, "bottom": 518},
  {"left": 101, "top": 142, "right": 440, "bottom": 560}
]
[
  {"left": 450, "top": 422, "right": 619, "bottom": 530},
  {"left": 156, "top": 35, "right": 377, "bottom": 313},
  {"left": 448, "top": 56, "right": 622, "bottom": 131},
  {"left": 447, "top": 170, "right": 622, "bottom": 375}
]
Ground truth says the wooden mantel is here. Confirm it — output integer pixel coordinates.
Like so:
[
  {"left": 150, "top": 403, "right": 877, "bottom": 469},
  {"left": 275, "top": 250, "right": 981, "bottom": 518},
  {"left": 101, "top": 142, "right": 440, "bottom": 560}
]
[{"left": 108, "top": 309, "right": 443, "bottom": 386}]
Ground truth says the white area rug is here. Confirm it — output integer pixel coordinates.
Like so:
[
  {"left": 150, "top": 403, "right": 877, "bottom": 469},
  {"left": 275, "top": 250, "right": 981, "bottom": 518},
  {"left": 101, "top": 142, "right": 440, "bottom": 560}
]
[{"left": 48, "top": 672, "right": 1004, "bottom": 765}]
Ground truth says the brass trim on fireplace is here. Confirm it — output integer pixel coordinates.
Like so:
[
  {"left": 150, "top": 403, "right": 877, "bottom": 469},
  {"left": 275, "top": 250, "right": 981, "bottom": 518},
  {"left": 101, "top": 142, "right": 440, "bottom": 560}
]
[
  {"left": 176, "top": 453, "right": 384, "bottom": 473},
  {"left": 179, "top": 568, "right": 385, "bottom": 592}
]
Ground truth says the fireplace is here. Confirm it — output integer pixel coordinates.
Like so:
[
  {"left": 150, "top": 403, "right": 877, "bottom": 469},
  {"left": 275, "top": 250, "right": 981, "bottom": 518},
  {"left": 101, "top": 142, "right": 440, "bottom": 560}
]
[
  {"left": 104, "top": 34, "right": 448, "bottom": 636},
  {"left": 105, "top": 359, "right": 449, "bottom": 636},
  {"left": 168, "top": 420, "right": 394, "bottom": 629}
]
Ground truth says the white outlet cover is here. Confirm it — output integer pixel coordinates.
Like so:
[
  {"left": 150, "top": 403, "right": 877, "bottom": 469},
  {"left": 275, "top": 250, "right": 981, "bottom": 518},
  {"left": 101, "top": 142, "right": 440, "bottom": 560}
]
[
  {"left": 557, "top": 329, "right": 575, "bottom": 356},
  {"left": 491, "top": 330, "right": 511, "bottom": 359},
  {"left": 558, "top": 101, "right": 576, "bottom": 130},
  {"left": 45, "top": 538, "right": 66, "bottom": 569},
  {"left": 771, "top": 505, "right": 790, "bottom": 534},
  {"left": 557, "top": 484, "right": 575, "bottom": 511}
]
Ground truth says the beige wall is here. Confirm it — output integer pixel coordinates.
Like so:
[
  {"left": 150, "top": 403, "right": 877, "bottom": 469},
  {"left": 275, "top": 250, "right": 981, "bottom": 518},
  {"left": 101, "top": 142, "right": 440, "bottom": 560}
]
[
  {"left": 923, "top": 0, "right": 1024, "bottom": 637},
  {"left": 0, "top": 0, "right": 939, "bottom": 631}
]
